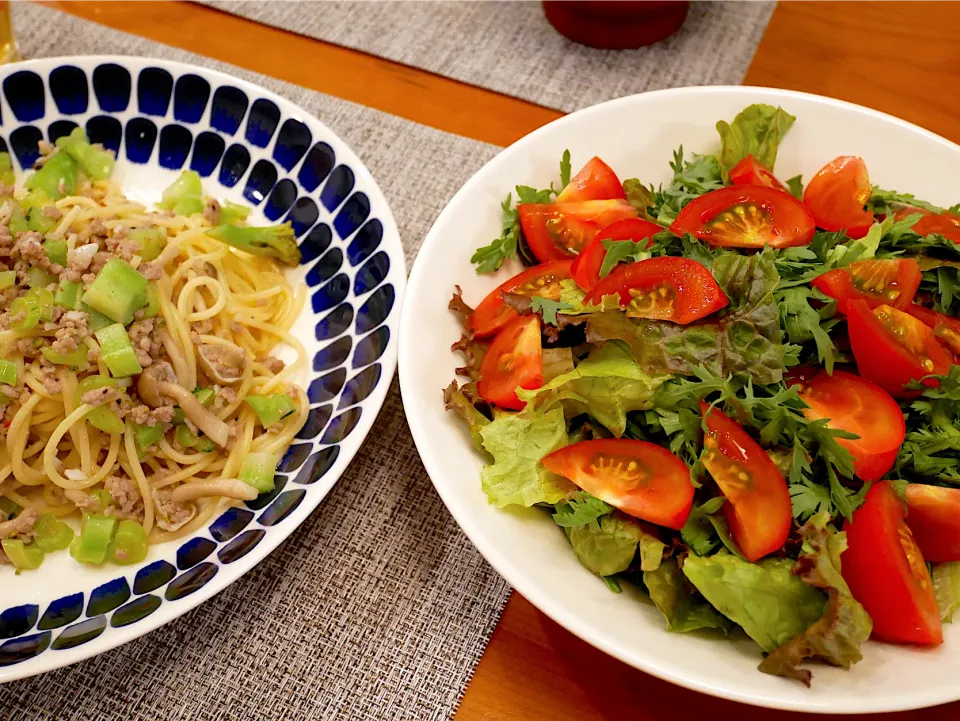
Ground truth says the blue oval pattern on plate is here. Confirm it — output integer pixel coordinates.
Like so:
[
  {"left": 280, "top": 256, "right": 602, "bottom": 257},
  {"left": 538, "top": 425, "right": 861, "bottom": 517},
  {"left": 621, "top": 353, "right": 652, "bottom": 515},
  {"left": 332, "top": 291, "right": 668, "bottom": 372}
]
[{"left": 0, "top": 58, "right": 399, "bottom": 677}]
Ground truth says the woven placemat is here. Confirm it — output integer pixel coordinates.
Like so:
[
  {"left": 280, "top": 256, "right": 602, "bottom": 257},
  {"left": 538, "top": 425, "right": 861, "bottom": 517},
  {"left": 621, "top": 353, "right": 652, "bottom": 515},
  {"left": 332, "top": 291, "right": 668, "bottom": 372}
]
[
  {"left": 0, "top": 5, "right": 507, "bottom": 720},
  {"left": 202, "top": 0, "right": 774, "bottom": 113}
]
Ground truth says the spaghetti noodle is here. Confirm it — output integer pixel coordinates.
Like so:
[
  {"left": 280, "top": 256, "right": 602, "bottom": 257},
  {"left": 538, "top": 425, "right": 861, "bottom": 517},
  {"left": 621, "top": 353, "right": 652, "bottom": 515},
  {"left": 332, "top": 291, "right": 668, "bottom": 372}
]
[{"left": 0, "top": 135, "right": 307, "bottom": 570}]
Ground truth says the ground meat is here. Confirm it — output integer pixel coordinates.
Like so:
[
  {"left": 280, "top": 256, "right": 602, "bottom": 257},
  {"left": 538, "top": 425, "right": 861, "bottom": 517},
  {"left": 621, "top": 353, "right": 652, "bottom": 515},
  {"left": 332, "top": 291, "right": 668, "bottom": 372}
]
[
  {"left": 153, "top": 489, "right": 195, "bottom": 532},
  {"left": 12, "top": 231, "right": 49, "bottom": 270},
  {"left": 192, "top": 319, "right": 213, "bottom": 335},
  {"left": 42, "top": 205, "right": 63, "bottom": 220},
  {"left": 51, "top": 310, "right": 88, "bottom": 354},
  {"left": 89, "top": 218, "right": 106, "bottom": 237},
  {"left": 0, "top": 507, "right": 37, "bottom": 540},
  {"left": 260, "top": 355, "right": 286, "bottom": 374},
  {"left": 129, "top": 403, "right": 175, "bottom": 427},
  {"left": 197, "top": 343, "right": 246, "bottom": 383},
  {"left": 81, "top": 386, "right": 120, "bottom": 407},
  {"left": 139, "top": 261, "right": 162, "bottom": 281},
  {"left": 203, "top": 197, "right": 221, "bottom": 225},
  {"left": 105, "top": 475, "right": 141, "bottom": 515},
  {"left": 104, "top": 235, "right": 138, "bottom": 262},
  {"left": 39, "top": 367, "right": 61, "bottom": 395},
  {"left": 89, "top": 251, "right": 112, "bottom": 274},
  {"left": 210, "top": 385, "right": 238, "bottom": 413},
  {"left": 16, "top": 337, "right": 40, "bottom": 359},
  {"left": 64, "top": 488, "right": 99, "bottom": 510},
  {"left": 0, "top": 184, "right": 13, "bottom": 198},
  {"left": 1, "top": 386, "right": 17, "bottom": 400},
  {"left": 128, "top": 318, "right": 159, "bottom": 367}
]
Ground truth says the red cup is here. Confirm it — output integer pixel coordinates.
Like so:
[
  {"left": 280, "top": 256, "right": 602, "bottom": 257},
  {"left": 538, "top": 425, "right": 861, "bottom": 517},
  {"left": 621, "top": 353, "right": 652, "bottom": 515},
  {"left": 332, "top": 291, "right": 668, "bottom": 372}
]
[{"left": 542, "top": 1, "right": 690, "bottom": 49}]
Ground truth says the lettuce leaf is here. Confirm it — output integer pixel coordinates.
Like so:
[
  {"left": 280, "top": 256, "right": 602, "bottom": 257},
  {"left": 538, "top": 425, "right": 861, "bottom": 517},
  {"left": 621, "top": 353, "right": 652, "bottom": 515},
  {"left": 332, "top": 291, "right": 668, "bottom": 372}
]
[
  {"left": 644, "top": 558, "right": 731, "bottom": 634},
  {"left": 758, "top": 512, "right": 872, "bottom": 686},
  {"left": 933, "top": 561, "right": 960, "bottom": 622},
  {"left": 565, "top": 511, "right": 665, "bottom": 577},
  {"left": 478, "top": 407, "right": 574, "bottom": 507},
  {"left": 682, "top": 552, "right": 826, "bottom": 652},
  {"left": 716, "top": 104, "right": 796, "bottom": 174},
  {"left": 552, "top": 491, "right": 612, "bottom": 527},
  {"left": 518, "top": 341, "right": 667, "bottom": 436},
  {"left": 443, "top": 381, "right": 490, "bottom": 457}
]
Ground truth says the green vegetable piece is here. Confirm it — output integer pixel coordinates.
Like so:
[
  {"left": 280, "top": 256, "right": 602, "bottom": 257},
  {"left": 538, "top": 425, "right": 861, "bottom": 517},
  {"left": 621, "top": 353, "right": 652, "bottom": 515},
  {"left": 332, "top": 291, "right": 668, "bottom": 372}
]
[
  {"left": 174, "top": 423, "right": 215, "bottom": 452},
  {"left": 0, "top": 359, "right": 17, "bottom": 386},
  {"left": 9, "top": 297, "right": 42, "bottom": 331},
  {"left": 44, "top": 238, "right": 68, "bottom": 267},
  {"left": 207, "top": 223, "right": 301, "bottom": 266},
  {"left": 40, "top": 345, "right": 89, "bottom": 370},
  {"left": 716, "top": 104, "right": 796, "bottom": 175},
  {"left": 25, "top": 287, "right": 55, "bottom": 321},
  {"left": 141, "top": 284, "right": 160, "bottom": 319},
  {"left": 81, "top": 302, "right": 114, "bottom": 332},
  {"left": 55, "top": 127, "right": 115, "bottom": 180},
  {"left": 0, "top": 270, "right": 15, "bottom": 289},
  {"left": 758, "top": 512, "right": 872, "bottom": 685},
  {"left": 27, "top": 267, "right": 57, "bottom": 289},
  {"left": 682, "top": 552, "right": 826, "bottom": 653},
  {"left": 565, "top": 512, "right": 664, "bottom": 578},
  {"left": 75, "top": 375, "right": 124, "bottom": 434},
  {"left": 173, "top": 195, "right": 204, "bottom": 217},
  {"left": 552, "top": 492, "right": 613, "bottom": 528},
  {"left": 81, "top": 257, "right": 148, "bottom": 325},
  {"left": 0, "top": 151, "right": 14, "bottom": 185},
  {"left": 94, "top": 323, "right": 143, "bottom": 377},
  {"left": 517, "top": 341, "right": 667, "bottom": 437},
  {"left": 238, "top": 451, "right": 279, "bottom": 494},
  {"left": 27, "top": 206, "right": 57, "bottom": 234},
  {"left": 0, "top": 497, "right": 19, "bottom": 519},
  {"left": 55, "top": 279, "right": 83, "bottom": 310},
  {"left": 69, "top": 514, "right": 117, "bottom": 565},
  {"left": 132, "top": 421, "right": 165, "bottom": 456},
  {"left": 478, "top": 406, "right": 573, "bottom": 508},
  {"left": 20, "top": 188, "right": 52, "bottom": 211},
  {"left": 644, "top": 558, "right": 731, "bottom": 634},
  {"left": 33, "top": 513, "right": 75, "bottom": 553},
  {"left": 107, "top": 520, "right": 148, "bottom": 565},
  {"left": 7, "top": 203, "right": 26, "bottom": 234},
  {"left": 934, "top": 561, "right": 960, "bottom": 623},
  {"left": 24, "top": 150, "right": 78, "bottom": 199},
  {"left": 1, "top": 539, "right": 44, "bottom": 570},
  {"left": 88, "top": 489, "right": 112, "bottom": 511},
  {"left": 244, "top": 393, "right": 297, "bottom": 427},
  {"left": 219, "top": 199, "right": 250, "bottom": 224},
  {"left": 158, "top": 170, "right": 202, "bottom": 210},
  {"left": 129, "top": 227, "right": 167, "bottom": 261}
]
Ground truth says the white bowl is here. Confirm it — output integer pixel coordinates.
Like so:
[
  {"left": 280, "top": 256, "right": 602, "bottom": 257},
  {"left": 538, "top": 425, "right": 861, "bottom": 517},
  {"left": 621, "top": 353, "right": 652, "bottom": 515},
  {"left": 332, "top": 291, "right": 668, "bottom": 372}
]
[{"left": 399, "top": 86, "right": 960, "bottom": 714}]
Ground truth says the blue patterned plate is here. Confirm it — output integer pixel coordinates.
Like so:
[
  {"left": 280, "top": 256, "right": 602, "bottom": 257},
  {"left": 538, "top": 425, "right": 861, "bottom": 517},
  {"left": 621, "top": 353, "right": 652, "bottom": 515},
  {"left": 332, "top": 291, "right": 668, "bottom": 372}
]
[{"left": 0, "top": 56, "right": 403, "bottom": 682}]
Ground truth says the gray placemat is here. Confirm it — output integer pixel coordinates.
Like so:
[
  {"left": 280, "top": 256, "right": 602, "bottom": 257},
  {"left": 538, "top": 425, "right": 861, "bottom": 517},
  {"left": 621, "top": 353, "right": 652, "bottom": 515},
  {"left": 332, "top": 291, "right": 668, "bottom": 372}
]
[
  {"left": 0, "top": 4, "right": 508, "bottom": 720},
  {"left": 202, "top": 0, "right": 774, "bottom": 113}
]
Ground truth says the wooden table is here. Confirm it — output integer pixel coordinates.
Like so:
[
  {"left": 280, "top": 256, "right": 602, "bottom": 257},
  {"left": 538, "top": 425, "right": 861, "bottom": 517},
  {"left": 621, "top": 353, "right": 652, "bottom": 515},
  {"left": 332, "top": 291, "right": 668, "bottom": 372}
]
[{"left": 44, "top": 2, "right": 960, "bottom": 718}]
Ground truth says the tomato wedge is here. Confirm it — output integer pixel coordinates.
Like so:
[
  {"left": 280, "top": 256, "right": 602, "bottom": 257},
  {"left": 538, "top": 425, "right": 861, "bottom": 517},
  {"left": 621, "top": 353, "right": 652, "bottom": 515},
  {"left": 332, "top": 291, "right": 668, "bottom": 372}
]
[
  {"left": 669, "top": 185, "right": 815, "bottom": 248},
  {"left": 842, "top": 481, "right": 942, "bottom": 645},
  {"left": 583, "top": 256, "right": 728, "bottom": 324},
  {"left": 907, "top": 304, "right": 960, "bottom": 357},
  {"left": 811, "top": 258, "right": 921, "bottom": 314},
  {"left": 519, "top": 200, "right": 637, "bottom": 262},
  {"left": 729, "top": 154, "right": 787, "bottom": 191},
  {"left": 700, "top": 402, "right": 791, "bottom": 561},
  {"left": 477, "top": 315, "right": 543, "bottom": 410},
  {"left": 556, "top": 156, "right": 627, "bottom": 203},
  {"left": 904, "top": 484, "right": 960, "bottom": 562},
  {"left": 541, "top": 439, "right": 693, "bottom": 529},
  {"left": 847, "top": 300, "right": 953, "bottom": 397},
  {"left": 469, "top": 260, "right": 574, "bottom": 338},
  {"left": 896, "top": 206, "right": 960, "bottom": 244},
  {"left": 570, "top": 217, "right": 662, "bottom": 292},
  {"left": 802, "top": 156, "right": 873, "bottom": 239},
  {"left": 792, "top": 370, "right": 905, "bottom": 482}
]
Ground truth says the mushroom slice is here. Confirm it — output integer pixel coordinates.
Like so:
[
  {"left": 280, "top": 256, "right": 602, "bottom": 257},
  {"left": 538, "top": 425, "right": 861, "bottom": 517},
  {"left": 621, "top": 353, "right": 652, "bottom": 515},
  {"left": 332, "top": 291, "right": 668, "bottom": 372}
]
[
  {"left": 138, "top": 361, "right": 230, "bottom": 446},
  {"left": 197, "top": 342, "right": 247, "bottom": 385}
]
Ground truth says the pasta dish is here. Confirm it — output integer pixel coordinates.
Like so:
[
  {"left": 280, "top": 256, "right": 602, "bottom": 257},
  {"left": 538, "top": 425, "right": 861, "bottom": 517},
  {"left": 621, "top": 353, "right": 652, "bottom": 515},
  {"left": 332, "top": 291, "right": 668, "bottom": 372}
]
[{"left": 0, "top": 129, "right": 307, "bottom": 570}]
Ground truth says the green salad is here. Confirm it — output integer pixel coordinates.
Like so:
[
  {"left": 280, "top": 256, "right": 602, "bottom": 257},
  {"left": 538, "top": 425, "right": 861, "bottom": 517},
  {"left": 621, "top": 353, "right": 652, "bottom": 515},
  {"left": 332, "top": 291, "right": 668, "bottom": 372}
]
[{"left": 445, "top": 104, "right": 960, "bottom": 685}]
